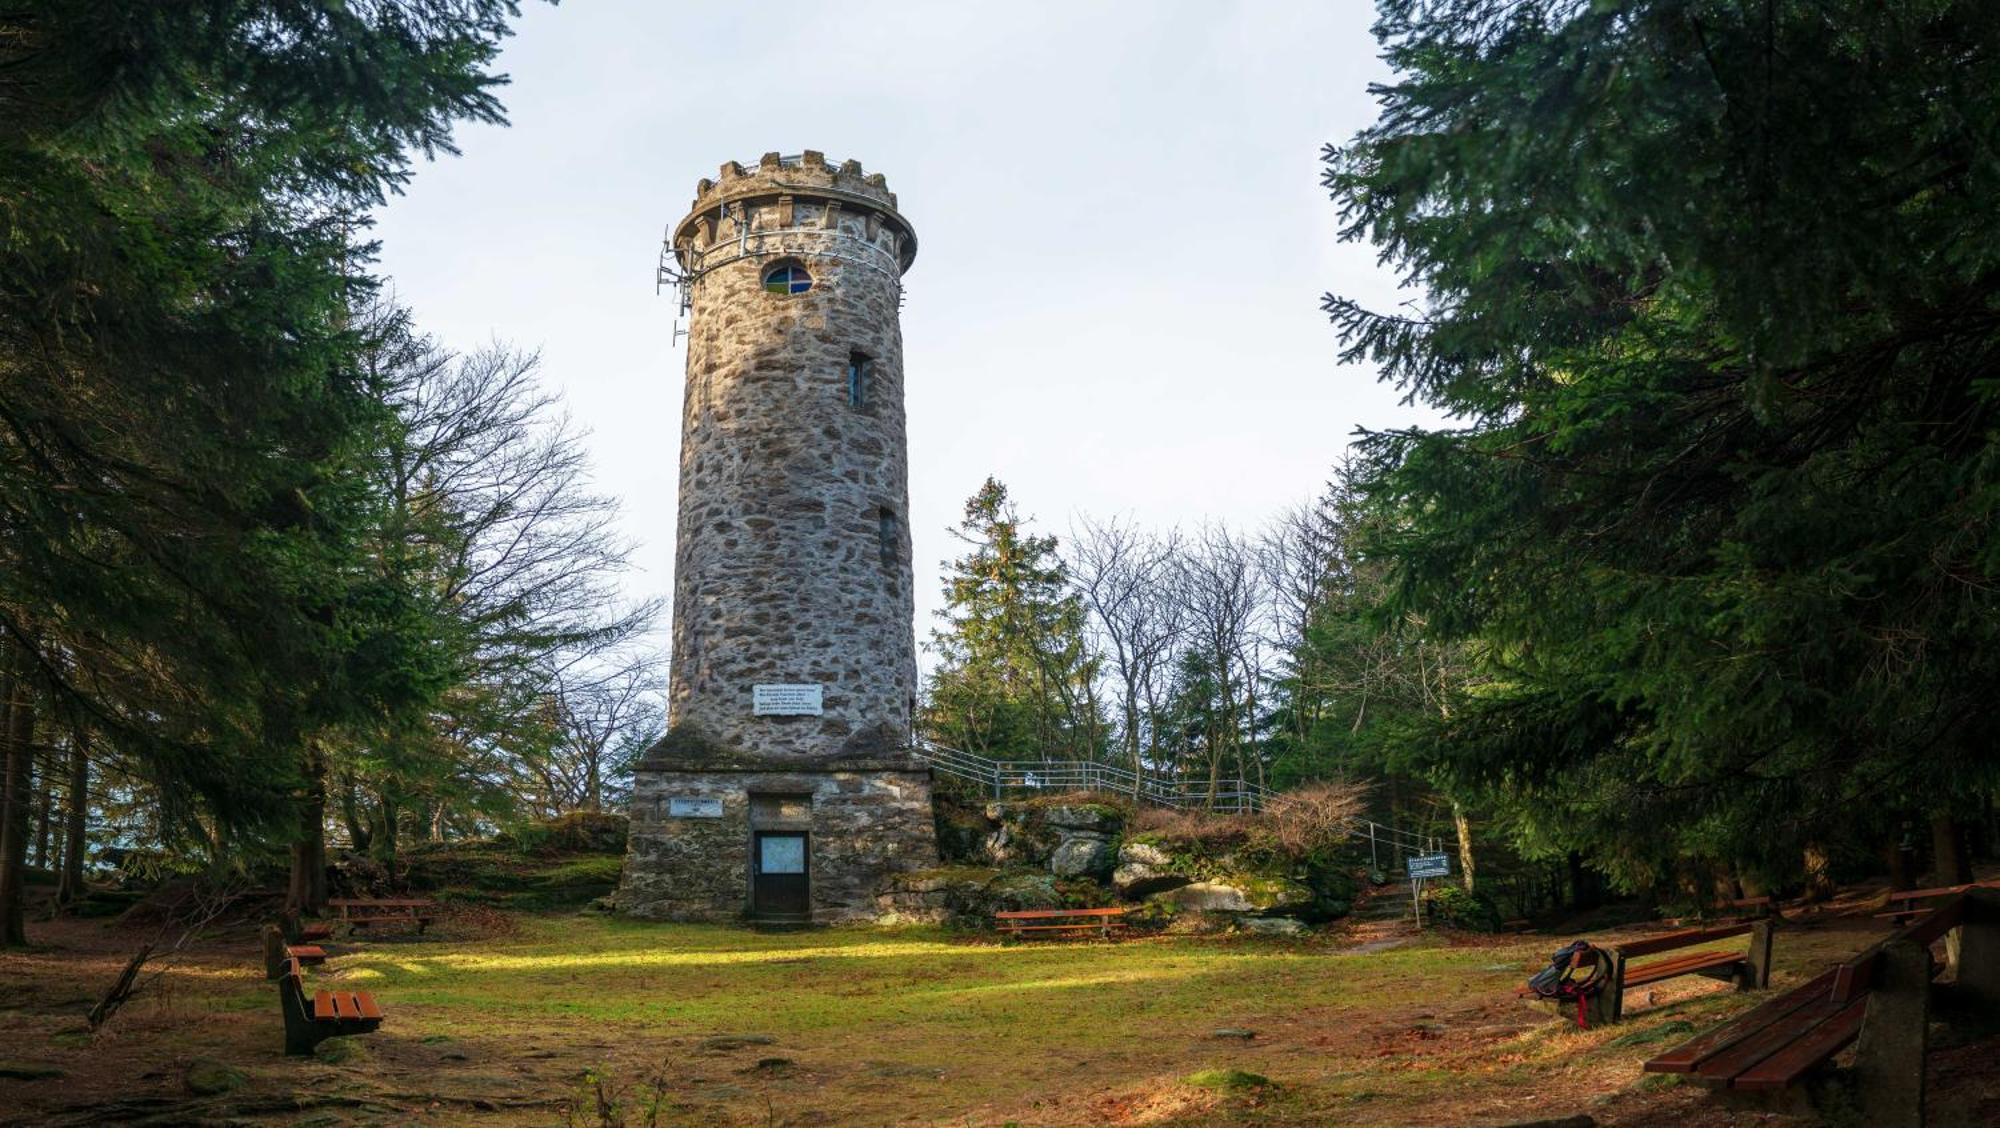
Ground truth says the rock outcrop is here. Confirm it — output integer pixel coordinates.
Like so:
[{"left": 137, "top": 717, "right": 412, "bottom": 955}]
[{"left": 924, "top": 793, "right": 1359, "bottom": 935}]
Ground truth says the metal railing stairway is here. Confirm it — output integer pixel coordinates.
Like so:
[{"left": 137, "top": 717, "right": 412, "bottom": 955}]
[{"left": 913, "top": 738, "right": 1442, "bottom": 864}]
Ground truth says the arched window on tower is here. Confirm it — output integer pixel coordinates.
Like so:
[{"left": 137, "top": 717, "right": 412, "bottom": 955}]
[{"left": 762, "top": 262, "right": 812, "bottom": 295}]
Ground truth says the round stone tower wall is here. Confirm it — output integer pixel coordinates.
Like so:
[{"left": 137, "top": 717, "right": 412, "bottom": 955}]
[{"left": 666, "top": 151, "right": 919, "bottom": 762}]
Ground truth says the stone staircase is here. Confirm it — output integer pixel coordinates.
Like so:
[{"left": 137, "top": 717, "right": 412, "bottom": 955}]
[{"left": 1350, "top": 871, "right": 1417, "bottom": 925}]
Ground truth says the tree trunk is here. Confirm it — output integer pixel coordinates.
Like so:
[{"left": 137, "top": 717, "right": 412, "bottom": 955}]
[
  {"left": 1802, "top": 841, "right": 1838, "bottom": 902},
  {"left": 287, "top": 747, "right": 328, "bottom": 914},
  {"left": 1566, "top": 851, "right": 1599, "bottom": 910},
  {"left": 1453, "top": 803, "right": 1476, "bottom": 892},
  {"left": 32, "top": 761, "right": 52, "bottom": 869},
  {"left": 338, "top": 773, "right": 371, "bottom": 853},
  {"left": 1885, "top": 832, "right": 1914, "bottom": 892},
  {"left": 56, "top": 727, "right": 89, "bottom": 907},
  {"left": 372, "top": 786, "right": 399, "bottom": 874},
  {"left": 1, "top": 674, "right": 36, "bottom": 946},
  {"left": 1930, "top": 814, "right": 1972, "bottom": 886}
]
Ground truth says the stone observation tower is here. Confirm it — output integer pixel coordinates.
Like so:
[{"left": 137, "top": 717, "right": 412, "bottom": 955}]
[{"left": 620, "top": 152, "right": 938, "bottom": 923}]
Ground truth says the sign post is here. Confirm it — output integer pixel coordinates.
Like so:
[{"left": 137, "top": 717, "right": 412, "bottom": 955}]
[{"left": 1406, "top": 852, "right": 1452, "bottom": 927}]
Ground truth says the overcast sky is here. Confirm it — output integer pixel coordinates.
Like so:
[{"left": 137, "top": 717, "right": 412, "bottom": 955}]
[{"left": 372, "top": 1, "right": 1433, "bottom": 658}]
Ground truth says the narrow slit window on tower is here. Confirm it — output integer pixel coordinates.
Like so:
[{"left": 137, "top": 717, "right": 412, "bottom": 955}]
[
  {"left": 877, "top": 506, "right": 898, "bottom": 570},
  {"left": 847, "top": 352, "right": 871, "bottom": 408},
  {"left": 762, "top": 262, "right": 812, "bottom": 294}
]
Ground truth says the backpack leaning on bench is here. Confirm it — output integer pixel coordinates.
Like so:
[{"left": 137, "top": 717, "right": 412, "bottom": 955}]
[{"left": 1526, "top": 939, "right": 1609, "bottom": 1028}]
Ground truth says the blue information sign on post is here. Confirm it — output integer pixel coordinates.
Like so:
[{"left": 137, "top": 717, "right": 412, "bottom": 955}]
[{"left": 1407, "top": 853, "right": 1452, "bottom": 879}]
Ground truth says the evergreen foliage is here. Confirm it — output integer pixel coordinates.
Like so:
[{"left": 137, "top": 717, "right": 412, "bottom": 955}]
[
  {"left": 1324, "top": 0, "right": 2000, "bottom": 889},
  {"left": 1, "top": 0, "right": 528, "bottom": 834},
  {"left": 922, "top": 479, "right": 1102, "bottom": 760}
]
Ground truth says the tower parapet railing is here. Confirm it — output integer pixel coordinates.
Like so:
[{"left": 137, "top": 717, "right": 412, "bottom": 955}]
[{"left": 912, "top": 739, "right": 1441, "bottom": 862}]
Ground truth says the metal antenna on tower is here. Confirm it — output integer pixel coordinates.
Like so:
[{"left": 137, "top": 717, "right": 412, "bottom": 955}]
[{"left": 657, "top": 223, "right": 693, "bottom": 347}]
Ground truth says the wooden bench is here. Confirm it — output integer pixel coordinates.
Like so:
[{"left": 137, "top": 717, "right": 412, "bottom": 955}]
[
  {"left": 1645, "top": 889, "right": 1998, "bottom": 1126},
  {"left": 279, "top": 908, "right": 334, "bottom": 944},
  {"left": 275, "top": 956, "right": 384, "bottom": 1055},
  {"left": 261, "top": 924, "right": 328, "bottom": 979},
  {"left": 994, "top": 907, "right": 1131, "bottom": 940},
  {"left": 328, "top": 897, "right": 436, "bottom": 934},
  {"left": 1519, "top": 921, "right": 1774, "bottom": 1024},
  {"left": 1874, "top": 879, "right": 1999, "bottom": 926}
]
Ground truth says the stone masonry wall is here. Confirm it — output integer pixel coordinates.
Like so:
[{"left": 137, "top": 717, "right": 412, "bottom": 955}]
[
  {"left": 622, "top": 766, "right": 936, "bottom": 922},
  {"left": 621, "top": 153, "right": 937, "bottom": 922},
  {"left": 665, "top": 152, "right": 918, "bottom": 760}
]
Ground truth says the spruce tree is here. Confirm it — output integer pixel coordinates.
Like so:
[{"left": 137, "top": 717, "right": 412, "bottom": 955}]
[
  {"left": 1325, "top": 1, "right": 2000, "bottom": 891},
  {"left": 922, "top": 479, "right": 1101, "bottom": 761}
]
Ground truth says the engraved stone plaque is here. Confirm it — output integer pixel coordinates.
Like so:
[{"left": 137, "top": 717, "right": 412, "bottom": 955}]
[
  {"left": 666, "top": 797, "right": 723, "bottom": 819},
  {"left": 753, "top": 683, "right": 823, "bottom": 716}
]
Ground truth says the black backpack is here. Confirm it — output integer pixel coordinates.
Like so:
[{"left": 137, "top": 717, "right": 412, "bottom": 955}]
[{"left": 1525, "top": 939, "right": 1609, "bottom": 1027}]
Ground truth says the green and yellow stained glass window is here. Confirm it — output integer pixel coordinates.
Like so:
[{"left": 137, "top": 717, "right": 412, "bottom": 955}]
[{"left": 762, "top": 263, "right": 812, "bottom": 294}]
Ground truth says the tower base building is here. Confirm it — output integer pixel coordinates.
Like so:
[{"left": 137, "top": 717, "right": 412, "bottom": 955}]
[{"left": 619, "top": 153, "right": 937, "bottom": 924}]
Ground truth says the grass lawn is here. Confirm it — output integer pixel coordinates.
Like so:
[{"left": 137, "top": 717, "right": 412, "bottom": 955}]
[{"left": 0, "top": 908, "right": 1982, "bottom": 1125}]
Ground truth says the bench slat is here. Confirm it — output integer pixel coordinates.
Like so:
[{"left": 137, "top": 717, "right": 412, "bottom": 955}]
[
  {"left": 1693, "top": 993, "right": 1852, "bottom": 1084},
  {"left": 1644, "top": 969, "right": 1837, "bottom": 1074},
  {"left": 1624, "top": 950, "right": 1744, "bottom": 988},
  {"left": 1728, "top": 999, "right": 1868, "bottom": 1091},
  {"left": 313, "top": 991, "right": 336, "bottom": 1021},
  {"left": 353, "top": 992, "right": 384, "bottom": 1021},
  {"left": 1614, "top": 922, "right": 1754, "bottom": 960},
  {"left": 993, "top": 908, "right": 1129, "bottom": 919},
  {"left": 1883, "top": 879, "right": 1998, "bottom": 905}
]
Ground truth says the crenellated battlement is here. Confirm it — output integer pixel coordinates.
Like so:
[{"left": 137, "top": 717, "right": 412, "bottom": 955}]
[
  {"left": 675, "top": 150, "right": 916, "bottom": 273},
  {"left": 693, "top": 150, "right": 898, "bottom": 211}
]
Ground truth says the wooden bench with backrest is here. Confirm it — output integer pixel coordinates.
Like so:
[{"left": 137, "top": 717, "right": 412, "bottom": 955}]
[
  {"left": 994, "top": 906, "right": 1131, "bottom": 940},
  {"left": 1874, "top": 878, "right": 2000, "bottom": 926},
  {"left": 328, "top": 897, "right": 436, "bottom": 934},
  {"left": 279, "top": 908, "right": 335, "bottom": 944},
  {"left": 261, "top": 924, "right": 328, "bottom": 980},
  {"left": 1519, "top": 920, "right": 1776, "bottom": 1025},
  {"left": 1644, "top": 888, "right": 1998, "bottom": 1127},
  {"left": 274, "top": 955, "right": 384, "bottom": 1055},
  {"left": 1667, "top": 894, "right": 1779, "bottom": 926}
]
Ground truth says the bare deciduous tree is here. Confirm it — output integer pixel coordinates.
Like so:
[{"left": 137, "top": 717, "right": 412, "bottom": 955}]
[
  {"left": 1069, "top": 518, "right": 1184, "bottom": 787},
  {"left": 1175, "top": 524, "right": 1264, "bottom": 801}
]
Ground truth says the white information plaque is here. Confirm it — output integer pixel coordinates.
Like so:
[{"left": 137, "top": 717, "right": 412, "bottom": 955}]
[
  {"left": 753, "top": 683, "right": 824, "bottom": 716},
  {"left": 666, "top": 797, "right": 723, "bottom": 818}
]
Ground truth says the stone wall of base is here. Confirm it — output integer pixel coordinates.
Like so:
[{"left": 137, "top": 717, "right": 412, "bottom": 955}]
[{"left": 619, "top": 765, "right": 937, "bottom": 922}]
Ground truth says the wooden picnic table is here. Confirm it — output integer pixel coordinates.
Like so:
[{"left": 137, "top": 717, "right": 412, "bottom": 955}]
[{"left": 327, "top": 897, "right": 436, "bottom": 933}]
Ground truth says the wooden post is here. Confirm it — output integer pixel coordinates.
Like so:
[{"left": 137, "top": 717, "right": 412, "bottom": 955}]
[
  {"left": 1958, "top": 888, "right": 2000, "bottom": 1009},
  {"left": 1586, "top": 949, "right": 1624, "bottom": 1027},
  {"left": 261, "top": 924, "right": 287, "bottom": 979},
  {"left": 1851, "top": 939, "right": 1929, "bottom": 1128},
  {"left": 1746, "top": 919, "right": 1775, "bottom": 989}
]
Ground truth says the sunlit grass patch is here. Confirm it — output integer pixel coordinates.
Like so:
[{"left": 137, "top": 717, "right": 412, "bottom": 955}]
[{"left": 301, "top": 914, "right": 1858, "bottom": 1124}]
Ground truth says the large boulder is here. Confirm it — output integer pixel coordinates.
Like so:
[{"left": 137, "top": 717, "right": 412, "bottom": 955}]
[
  {"left": 874, "top": 866, "right": 1001, "bottom": 923},
  {"left": 1041, "top": 805, "right": 1122, "bottom": 835},
  {"left": 1111, "top": 841, "right": 1189, "bottom": 897},
  {"left": 985, "top": 871, "right": 1064, "bottom": 911},
  {"left": 1050, "top": 837, "right": 1116, "bottom": 879},
  {"left": 1149, "top": 877, "right": 1314, "bottom": 916}
]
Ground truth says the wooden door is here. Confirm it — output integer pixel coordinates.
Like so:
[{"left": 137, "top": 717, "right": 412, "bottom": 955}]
[{"left": 752, "top": 832, "right": 810, "bottom": 919}]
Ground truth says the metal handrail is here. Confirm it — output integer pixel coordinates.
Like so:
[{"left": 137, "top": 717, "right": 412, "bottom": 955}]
[{"left": 912, "top": 739, "right": 1443, "bottom": 854}]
